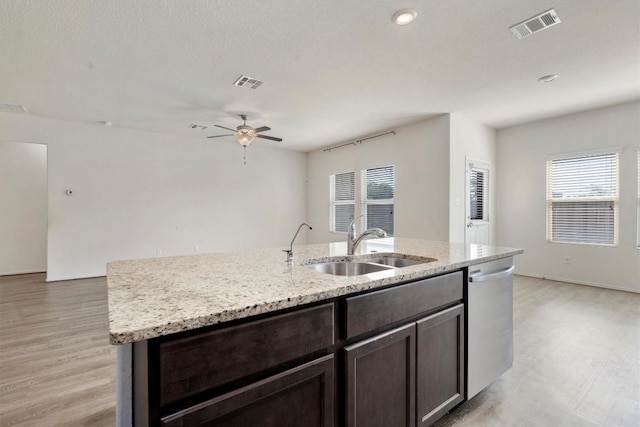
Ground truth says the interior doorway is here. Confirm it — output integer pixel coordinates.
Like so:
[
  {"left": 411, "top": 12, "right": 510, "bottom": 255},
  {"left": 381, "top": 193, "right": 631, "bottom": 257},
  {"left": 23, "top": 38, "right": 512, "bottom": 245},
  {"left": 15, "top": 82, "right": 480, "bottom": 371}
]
[
  {"left": 465, "top": 158, "right": 490, "bottom": 245},
  {"left": 0, "top": 141, "right": 47, "bottom": 275}
]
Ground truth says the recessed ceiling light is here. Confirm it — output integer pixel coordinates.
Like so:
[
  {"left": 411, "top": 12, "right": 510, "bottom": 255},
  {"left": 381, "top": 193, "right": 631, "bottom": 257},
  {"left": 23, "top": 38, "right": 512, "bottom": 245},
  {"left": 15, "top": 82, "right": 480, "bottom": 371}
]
[
  {"left": 392, "top": 9, "right": 417, "bottom": 25},
  {"left": 537, "top": 74, "right": 558, "bottom": 83}
]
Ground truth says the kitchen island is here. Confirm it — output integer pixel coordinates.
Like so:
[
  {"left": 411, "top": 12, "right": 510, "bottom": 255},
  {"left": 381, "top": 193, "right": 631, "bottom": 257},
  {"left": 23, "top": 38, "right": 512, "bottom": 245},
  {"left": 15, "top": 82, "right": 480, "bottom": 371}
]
[{"left": 108, "top": 238, "right": 523, "bottom": 426}]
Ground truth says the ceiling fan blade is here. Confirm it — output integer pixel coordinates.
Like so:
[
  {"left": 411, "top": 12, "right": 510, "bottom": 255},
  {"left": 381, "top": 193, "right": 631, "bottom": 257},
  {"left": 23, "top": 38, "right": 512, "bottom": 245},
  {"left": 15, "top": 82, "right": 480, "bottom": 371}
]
[
  {"left": 253, "top": 126, "right": 271, "bottom": 133},
  {"left": 214, "top": 124, "right": 237, "bottom": 132},
  {"left": 256, "top": 134, "right": 283, "bottom": 142},
  {"left": 207, "top": 134, "right": 234, "bottom": 138}
]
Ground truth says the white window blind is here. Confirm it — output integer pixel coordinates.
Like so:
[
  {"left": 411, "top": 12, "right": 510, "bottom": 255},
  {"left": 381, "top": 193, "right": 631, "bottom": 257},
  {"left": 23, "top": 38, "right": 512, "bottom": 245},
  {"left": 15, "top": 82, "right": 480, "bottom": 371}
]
[
  {"left": 330, "top": 171, "right": 355, "bottom": 233},
  {"left": 546, "top": 152, "right": 619, "bottom": 245},
  {"left": 361, "top": 166, "right": 395, "bottom": 235},
  {"left": 470, "top": 169, "right": 486, "bottom": 221}
]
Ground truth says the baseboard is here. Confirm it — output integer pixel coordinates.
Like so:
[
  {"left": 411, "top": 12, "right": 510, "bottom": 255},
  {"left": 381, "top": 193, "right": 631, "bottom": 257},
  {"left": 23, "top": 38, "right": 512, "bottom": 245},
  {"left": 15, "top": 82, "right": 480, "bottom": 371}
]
[
  {"left": 0, "top": 269, "right": 46, "bottom": 277},
  {"left": 45, "top": 274, "right": 106, "bottom": 283},
  {"left": 515, "top": 272, "right": 640, "bottom": 294}
]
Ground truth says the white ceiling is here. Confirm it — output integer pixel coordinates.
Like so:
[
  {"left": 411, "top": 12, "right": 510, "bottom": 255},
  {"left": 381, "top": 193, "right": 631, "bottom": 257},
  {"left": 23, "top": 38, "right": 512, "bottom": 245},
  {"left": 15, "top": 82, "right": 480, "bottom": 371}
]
[{"left": 1, "top": 0, "right": 639, "bottom": 152}]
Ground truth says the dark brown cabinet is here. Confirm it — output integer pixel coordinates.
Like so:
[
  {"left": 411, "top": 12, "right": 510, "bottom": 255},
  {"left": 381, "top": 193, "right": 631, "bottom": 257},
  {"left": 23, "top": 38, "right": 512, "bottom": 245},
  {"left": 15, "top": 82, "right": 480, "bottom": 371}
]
[
  {"left": 416, "top": 304, "right": 465, "bottom": 426},
  {"left": 344, "top": 304, "right": 465, "bottom": 427},
  {"left": 133, "top": 270, "right": 465, "bottom": 427},
  {"left": 161, "top": 355, "right": 334, "bottom": 427},
  {"left": 344, "top": 323, "right": 416, "bottom": 427},
  {"left": 158, "top": 303, "right": 334, "bottom": 406}
]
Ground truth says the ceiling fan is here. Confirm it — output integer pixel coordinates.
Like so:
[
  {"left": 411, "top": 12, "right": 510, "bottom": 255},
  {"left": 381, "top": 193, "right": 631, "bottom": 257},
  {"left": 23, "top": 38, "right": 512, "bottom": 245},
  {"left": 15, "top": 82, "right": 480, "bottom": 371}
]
[{"left": 207, "top": 114, "right": 282, "bottom": 146}]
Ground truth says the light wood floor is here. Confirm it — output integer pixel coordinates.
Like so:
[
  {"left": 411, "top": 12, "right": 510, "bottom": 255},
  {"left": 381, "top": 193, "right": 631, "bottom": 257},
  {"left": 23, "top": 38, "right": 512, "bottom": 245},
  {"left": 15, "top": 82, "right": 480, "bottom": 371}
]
[
  {"left": 435, "top": 275, "right": 640, "bottom": 427},
  {"left": 0, "top": 273, "right": 115, "bottom": 426},
  {"left": 1, "top": 274, "right": 638, "bottom": 426}
]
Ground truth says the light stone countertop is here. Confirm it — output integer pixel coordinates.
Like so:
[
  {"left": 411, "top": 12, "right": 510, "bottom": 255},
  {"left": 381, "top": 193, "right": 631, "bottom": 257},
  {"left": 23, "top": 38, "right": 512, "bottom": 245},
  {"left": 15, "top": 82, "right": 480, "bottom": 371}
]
[{"left": 107, "top": 238, "right": 523, "bottom": 345}]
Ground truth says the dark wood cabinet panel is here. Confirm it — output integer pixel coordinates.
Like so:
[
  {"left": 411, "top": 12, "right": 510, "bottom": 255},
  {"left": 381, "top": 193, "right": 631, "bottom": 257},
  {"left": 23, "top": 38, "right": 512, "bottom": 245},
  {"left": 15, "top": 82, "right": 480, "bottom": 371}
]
[
  {"left": 344, "top": 271, "right": 462, "bottom": 339},
  {"left": 159, "top": 303, "right": 334, "bottom": 406},
  {"left": 344, "top": 323, "right": 416, "bottom": 427},
  {"left": 134, "top": 269, "right": 468, "bottom": 427},
  {"left": 161, "top": 354, "right": 334, "bottom": 427},
  {"left": 416, "top": 304, "right": 465, "bottom": 426}
]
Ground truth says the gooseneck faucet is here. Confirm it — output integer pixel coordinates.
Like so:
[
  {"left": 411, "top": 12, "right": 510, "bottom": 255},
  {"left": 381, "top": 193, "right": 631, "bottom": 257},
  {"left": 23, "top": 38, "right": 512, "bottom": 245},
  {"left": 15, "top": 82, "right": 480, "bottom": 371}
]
[
  {"left": 347, "top": 215, "right": 388, "bottom": 255},
  {"left": 284, "top": 223, "right": 312, "bottom": 262}
]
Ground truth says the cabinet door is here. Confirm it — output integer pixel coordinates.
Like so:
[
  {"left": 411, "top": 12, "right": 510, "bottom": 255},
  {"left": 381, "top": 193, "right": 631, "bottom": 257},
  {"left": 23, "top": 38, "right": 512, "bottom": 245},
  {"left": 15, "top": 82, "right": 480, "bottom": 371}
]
[
  {"left": 161, "top": 355, "right": 334, "bottom": 427},
  {"left": 416, "top": 304, "right": 465, "bottom": 427},
  {"left": 344, "top": 323, "right": 415, "bottom": 427}
]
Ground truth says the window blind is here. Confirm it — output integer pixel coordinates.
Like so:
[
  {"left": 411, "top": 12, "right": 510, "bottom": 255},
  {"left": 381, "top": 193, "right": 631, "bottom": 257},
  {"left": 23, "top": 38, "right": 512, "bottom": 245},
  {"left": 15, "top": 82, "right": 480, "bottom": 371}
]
[
  {"left": 362, "top": 166, "right": 394, "bottom": 235},
  {"left": 470, "top": 169, "right": 485, "bottom": 221},
  {"left": 330, "top": 171, "right": 355, "bottom": 233},
  {"left": 546, "top": 152, "right": 619, "bottom": 245}
]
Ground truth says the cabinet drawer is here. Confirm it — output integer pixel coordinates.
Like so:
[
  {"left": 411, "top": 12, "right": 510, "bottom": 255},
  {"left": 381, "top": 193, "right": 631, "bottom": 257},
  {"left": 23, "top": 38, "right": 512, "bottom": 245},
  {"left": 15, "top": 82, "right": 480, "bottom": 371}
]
[
  {"left": 161, "top": 355, "right": 335, "bottom": 427},
  {"left": 159, "top": 303, "right": 335, "bottom": 406},
  {"left": 344, "top": 271, "right": 462, "bottom": 339}
]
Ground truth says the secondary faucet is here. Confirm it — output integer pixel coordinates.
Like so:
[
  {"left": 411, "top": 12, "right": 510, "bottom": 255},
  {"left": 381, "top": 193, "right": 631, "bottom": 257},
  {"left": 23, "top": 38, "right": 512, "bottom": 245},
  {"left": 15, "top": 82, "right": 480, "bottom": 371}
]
[
  {"left": 284, "top": 222, "right": 312, "bottom": 262},
  {"left": 347, "top": 215, "right": 388, "bottom": 255}
]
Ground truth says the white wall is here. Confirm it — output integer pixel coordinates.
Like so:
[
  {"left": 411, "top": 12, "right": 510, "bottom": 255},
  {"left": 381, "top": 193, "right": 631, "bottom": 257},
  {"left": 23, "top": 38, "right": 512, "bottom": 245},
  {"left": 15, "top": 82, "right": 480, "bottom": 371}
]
[
  {"left": 0, "top": 141, "right": 47, "bottom": 275},
  {"left": 0, "top": 113, "right": 308, "bottom": 281},
  {"left": 307, "top": 115, "right": 450, "bottom": 243},
  {"left": 496, "top": 101, "right": 640, "bottom": 293},
  {"left": 449, "top": 114, "right": 497, "bottom": 244}
]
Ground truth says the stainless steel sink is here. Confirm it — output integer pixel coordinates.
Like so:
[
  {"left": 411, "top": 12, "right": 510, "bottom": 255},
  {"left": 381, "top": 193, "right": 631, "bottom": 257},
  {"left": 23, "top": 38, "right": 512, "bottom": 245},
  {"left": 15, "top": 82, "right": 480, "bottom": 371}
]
[
  {"left": 305, "top": 254, "right": 437, "bottom": 276},
  {"left": 305, "top": 261, "right": 394, "bottom": 276},
  {"left": 366, "top": 255, "right": 436, "bottom": 268}
]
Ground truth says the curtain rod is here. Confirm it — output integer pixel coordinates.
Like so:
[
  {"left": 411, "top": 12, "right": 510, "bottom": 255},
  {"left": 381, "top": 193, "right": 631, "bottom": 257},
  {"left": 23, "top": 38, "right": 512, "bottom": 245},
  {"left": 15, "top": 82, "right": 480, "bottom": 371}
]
[{"left": 322, "top": 131, "right": 396, "bottom": 152}]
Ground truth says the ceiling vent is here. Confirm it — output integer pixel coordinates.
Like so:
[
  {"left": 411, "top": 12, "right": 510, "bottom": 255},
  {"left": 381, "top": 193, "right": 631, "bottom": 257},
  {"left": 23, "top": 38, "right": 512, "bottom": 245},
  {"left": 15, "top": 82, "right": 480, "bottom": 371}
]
[
  {"left": 510, "top": 9, "right": 561, "bottom": 39},
  {"left": 233, "top": 75, "right": 263, "bottom": 89},
  {"left": 188, "top": 123, "right": 208, "bottom": 130},
  {"left": 0, "top": 102, "right": 27, "bottom": 113}
]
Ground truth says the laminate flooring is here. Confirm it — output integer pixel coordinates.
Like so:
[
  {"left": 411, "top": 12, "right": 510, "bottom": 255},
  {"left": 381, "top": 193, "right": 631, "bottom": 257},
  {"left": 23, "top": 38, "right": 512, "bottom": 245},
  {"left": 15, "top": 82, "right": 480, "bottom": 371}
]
[
  {"left": 0, "top": 273, "right": 638, "bottom": 426},
  {"left": 435, "top": 275, "right": 640, "bottom": 427},
  {"left": 0, "top": 273, "right": 115, "bottom": 426}
]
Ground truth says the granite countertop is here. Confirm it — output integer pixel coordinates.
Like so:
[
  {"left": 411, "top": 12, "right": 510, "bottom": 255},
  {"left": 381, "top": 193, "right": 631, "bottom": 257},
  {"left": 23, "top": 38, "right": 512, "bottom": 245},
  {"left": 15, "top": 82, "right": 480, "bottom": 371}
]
[{"left": 107, "top": 238, "right": 523, "bottom": 345}]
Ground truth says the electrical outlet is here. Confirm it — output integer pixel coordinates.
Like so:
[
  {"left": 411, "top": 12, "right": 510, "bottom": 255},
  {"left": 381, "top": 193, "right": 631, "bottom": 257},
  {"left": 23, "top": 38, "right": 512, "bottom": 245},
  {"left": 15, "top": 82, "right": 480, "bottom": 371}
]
[
  {"left": 156, "top": 248, "right": 162, "bottom": 256},
  {"left": 564, "top": 256, "right": 570, "bottom": 264},
  {"left": 194, "top": 246, "right": 200, "bottom": 253}
]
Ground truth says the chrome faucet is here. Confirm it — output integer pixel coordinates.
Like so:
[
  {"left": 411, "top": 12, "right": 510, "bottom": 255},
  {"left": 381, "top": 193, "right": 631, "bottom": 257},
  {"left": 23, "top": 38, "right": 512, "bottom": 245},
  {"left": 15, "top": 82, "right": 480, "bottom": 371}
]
[
  {"left": 347, "top": 215, "right": 388, "bottom": 255},
  {"left": 284, "top": 222, "right": 312, "bottom": 262}
]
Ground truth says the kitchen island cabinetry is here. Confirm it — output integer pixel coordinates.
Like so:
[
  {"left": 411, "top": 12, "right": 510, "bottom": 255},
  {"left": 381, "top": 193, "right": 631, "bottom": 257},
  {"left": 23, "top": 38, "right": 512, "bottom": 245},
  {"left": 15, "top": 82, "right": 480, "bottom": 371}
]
[
  {"left": 108, "top": 238, "right": 523, "bottom": 426},
  {"left": 343, "top": 271, "right": 464, "bottom": 427},
  {"left": 344, "top": 323, "right": 416, "bottom": 427},
  {"left": 417, "top": 304, "right": 464, "bottom": 426},
  {"left": 134, "top": 270, "right": 464, "bottom": 426},
  {"left": 161, "top": 355, "right": 335, "bottom": 427}
]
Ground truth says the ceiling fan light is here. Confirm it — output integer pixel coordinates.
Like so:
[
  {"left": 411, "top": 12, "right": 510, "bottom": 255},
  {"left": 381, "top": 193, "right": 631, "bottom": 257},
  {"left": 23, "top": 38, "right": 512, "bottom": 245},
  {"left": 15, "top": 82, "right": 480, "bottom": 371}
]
[{"left": 235, "top": 131, "right": 256, "bottom": 147}]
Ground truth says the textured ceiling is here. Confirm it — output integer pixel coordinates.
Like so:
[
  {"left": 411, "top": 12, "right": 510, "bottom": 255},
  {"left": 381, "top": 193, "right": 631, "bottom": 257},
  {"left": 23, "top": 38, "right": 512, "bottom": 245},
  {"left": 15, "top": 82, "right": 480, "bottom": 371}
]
[{"left": 1, "top": 0, "right": 639, "bottom": 152}]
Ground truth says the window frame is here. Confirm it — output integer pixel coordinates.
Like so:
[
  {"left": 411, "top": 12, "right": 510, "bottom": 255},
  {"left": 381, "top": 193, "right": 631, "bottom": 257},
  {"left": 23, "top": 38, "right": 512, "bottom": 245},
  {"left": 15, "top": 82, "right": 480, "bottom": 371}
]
[
  {"left": 329, "top": 171, "right": 355, "bottom": 234},
  {"left": 546, "top": 149, "right": 620, "bottom": 247},
  {"left": 361, "top": 165, "right": 395, "bottom": 236},
  {"left": 467, "top": 160, "right": 490, "bottom": 224}
]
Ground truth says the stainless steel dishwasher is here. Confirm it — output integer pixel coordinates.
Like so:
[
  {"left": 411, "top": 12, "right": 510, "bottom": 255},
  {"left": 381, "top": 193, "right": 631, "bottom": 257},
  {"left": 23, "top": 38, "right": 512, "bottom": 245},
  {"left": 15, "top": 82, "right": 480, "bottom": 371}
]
[{"left": 467, "top": 256, "right": 515, "bottom": 399}]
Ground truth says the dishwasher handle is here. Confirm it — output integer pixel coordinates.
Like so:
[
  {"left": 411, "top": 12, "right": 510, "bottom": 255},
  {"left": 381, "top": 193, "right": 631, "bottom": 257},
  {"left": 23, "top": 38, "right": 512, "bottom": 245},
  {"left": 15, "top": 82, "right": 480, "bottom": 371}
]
[{"left": 469, "top": 266, "right": 515, "bottom": 283}]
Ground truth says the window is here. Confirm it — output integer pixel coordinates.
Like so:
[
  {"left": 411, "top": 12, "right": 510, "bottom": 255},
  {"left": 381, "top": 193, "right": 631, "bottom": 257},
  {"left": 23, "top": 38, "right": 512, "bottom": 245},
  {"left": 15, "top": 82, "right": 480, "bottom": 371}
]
[
  {"left": 546, "top": 151, "right": 619, "bottom": 245},
  {"left": 469, "top": 168, "right": 487, "bottom": 221},
  {"left": 361, "top": 166, "right": 395, "bottom": 235},
  {"left": 330, "top": 171, "right": 355, "bottom": 233}
]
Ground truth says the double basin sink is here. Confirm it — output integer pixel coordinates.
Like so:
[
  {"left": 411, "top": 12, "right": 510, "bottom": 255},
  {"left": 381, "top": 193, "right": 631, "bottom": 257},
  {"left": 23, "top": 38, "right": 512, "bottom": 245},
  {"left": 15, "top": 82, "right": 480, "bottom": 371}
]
[{"left": 305, "top": 254, "right": 436, "bottom": 277}]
